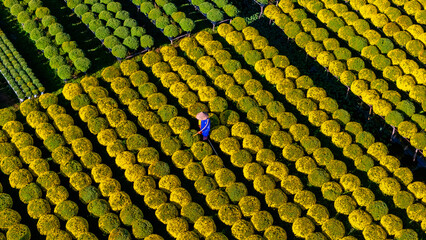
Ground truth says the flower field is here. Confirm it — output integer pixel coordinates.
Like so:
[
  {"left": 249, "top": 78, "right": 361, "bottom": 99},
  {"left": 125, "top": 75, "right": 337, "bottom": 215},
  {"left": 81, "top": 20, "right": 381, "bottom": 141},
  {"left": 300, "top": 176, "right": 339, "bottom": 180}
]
[{"left": 0, "top": 0, "right": 425, "bottom": 239}]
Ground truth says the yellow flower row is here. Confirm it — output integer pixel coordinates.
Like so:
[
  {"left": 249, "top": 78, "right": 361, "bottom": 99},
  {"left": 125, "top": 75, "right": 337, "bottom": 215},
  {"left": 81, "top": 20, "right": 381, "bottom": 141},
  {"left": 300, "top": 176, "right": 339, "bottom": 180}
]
[
  {"left": 82, "top": 63, "right": 231, "bottom": 238},
  {"left": 0, "top": 106, "right": 93, "bottom": 239},
  {"left": 65, "top": 78, "right": 202, "bottom": 239},
  {"left": 177, "top": 31, "right": 359, "bottom": 239},
  {"left": 263, "top": 4, "right": 426, "bottom": 148},
  {"left": 129, "top": 48, "right": 289, "bottom": 239},
  {"left": 216, "top": 17, "right": 425, "bottom": 236}
]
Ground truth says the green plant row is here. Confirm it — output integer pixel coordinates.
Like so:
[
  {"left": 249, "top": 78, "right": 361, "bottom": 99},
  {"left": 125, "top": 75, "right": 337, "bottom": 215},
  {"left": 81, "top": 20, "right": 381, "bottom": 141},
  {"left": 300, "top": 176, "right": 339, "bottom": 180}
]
[
  {"left": 0, "top": 61, "right": 27, "bottom": 102},
  {"left": 189, "top": 0, "right": 237, "bottom": 25},
  {"left": 138, "top": 0, "right": 195, "bottom": 39},
  {"left": 208, "top": 0, "right": 239, "bottom": 17},
  {"left": 65, "top": 0, "right": 154, "bottom": 58},
  {"left": 22, "top": 92, "right": 160, "bottom": 239},
  {"left": 216, "top": 18, "right": 426, "bottom": 235},
  {"left": 2, "top": 0, "right": 91, "bottom": 80},
  {"left": 143, "top": 42, "right": 346, "bottom": 239},
  {"left": 346, "top": 0, "right": 426, "bottom": 63},
  {"left": 0, "top": 29, "right": 44, "bottom": 100},
  {"left": 263, "top": 3, "right": 426, "bottom": 149},
  {"left": 191, "top": 0, "right": 239, "bottom": 19},
  {"left": 0, "top": 107, "right": 96, "bottom": 239},
  {"left": 294, "top": 0, "right": 426, "bottom": 108},
  {"left": 184, "top": 28, "right": 421, "bottom": 239},
  {"left": 63, "top": 76, "right": 214, "bottom": 239},
  {"left": 99, "top": 55, "right": 288, "bottom": 239}
]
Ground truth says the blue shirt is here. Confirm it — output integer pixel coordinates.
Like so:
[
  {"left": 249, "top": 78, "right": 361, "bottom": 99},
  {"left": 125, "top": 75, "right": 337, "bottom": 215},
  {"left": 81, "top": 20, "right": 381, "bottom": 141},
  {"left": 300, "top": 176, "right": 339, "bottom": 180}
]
[{"left": 199, "top": 119, "right": 211, "bottom": 137}]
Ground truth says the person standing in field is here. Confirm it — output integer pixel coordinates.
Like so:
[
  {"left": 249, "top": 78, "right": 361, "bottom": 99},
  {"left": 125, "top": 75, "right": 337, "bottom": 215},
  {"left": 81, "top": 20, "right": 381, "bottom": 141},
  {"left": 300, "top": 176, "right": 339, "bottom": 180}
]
[{"left": 196, "top": 112, "right": 211, "bottom": 141}]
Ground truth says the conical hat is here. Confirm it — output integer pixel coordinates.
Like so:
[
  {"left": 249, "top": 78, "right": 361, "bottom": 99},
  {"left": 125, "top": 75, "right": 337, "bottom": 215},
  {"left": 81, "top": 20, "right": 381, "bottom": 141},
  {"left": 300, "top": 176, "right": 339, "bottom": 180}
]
[{"left": 196, "top": 112, "right": 209, "bottom": 120}]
